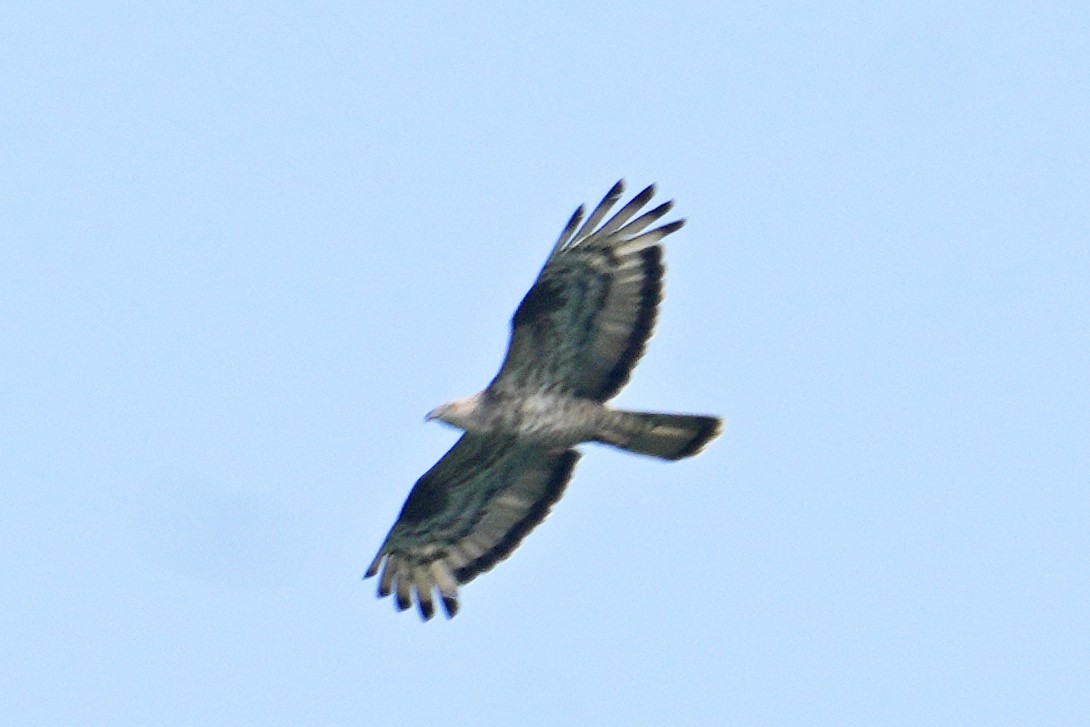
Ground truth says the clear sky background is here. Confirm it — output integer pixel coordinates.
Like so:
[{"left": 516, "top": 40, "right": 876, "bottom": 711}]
[{"left": 4, "top": 3, "right": 1088, "bottom": 725}]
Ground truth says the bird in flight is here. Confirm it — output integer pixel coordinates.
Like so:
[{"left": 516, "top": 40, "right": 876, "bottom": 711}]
[{"left": 365, "top": 181, "right": 722, "bottom": 620}]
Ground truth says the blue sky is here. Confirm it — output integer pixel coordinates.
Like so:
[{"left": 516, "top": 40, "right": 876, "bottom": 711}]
[{"left": 3, "top": 3, "right": 1088, "bottom": 725}]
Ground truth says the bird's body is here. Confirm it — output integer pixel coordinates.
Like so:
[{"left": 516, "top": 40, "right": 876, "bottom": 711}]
[
  {"left": 430, "top": 391, "right": 607, "bottom": 445},
  {"left": 430, "top": 391, "right": 719, "bottom": 460},
  {"left": 366, "top": 181, "right": 722, "bottom": 620}
]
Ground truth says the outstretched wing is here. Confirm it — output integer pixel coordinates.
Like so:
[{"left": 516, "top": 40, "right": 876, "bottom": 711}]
[
  {"left": 365, "top": 435, "right": 579, "bottom": 620},
  {"left": 489, "top": 180, "right": 685, "bottom": 401}
]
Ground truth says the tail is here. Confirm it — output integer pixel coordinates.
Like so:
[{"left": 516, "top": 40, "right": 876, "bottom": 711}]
[{"left": 596, "top": 410, "right": 722, "bottom": 460}]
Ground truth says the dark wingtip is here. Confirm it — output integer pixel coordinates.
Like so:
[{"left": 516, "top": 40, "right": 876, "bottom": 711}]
[
  {"left": 565, "top": 204, "right": 585, "bottom": 232},
  {"left": 441, "top": 595, "right": 459, "bottom": 619},
  {"left": 653, "top": 200, "right": 674, "bottom": 216},
  {"left": 417, "top": 594, "right": 435, "bottom": 621},
  {"left": 581, "top": 181, "right": 626, "bottom": 234},
  {"left": 632, "top": 183, "right": 656, "bottom": 208},
  {"left": 659, "top": 218, "right": 686, "bottom": 235}
]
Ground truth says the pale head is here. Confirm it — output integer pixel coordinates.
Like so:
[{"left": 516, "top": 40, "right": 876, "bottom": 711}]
[{"left": 425, "top": 393, "right": 485, "bottom": 431}]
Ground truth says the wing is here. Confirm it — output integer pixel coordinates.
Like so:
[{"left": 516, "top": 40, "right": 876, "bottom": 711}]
[
  {"left": 365, "top": 434, "right": 580, "bottom": 620},
  {"left": 489, "top": 180, "right": 685, "bottom": 401}
]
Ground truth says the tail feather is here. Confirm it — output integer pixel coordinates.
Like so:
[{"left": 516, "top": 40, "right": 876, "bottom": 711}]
[{"left": 597, "top": 411, "right": 722, "bottom": 460}]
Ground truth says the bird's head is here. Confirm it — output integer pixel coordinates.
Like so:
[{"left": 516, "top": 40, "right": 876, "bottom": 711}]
[{"left": 425, "top": 394, "right": 484, "bottom": 431}]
